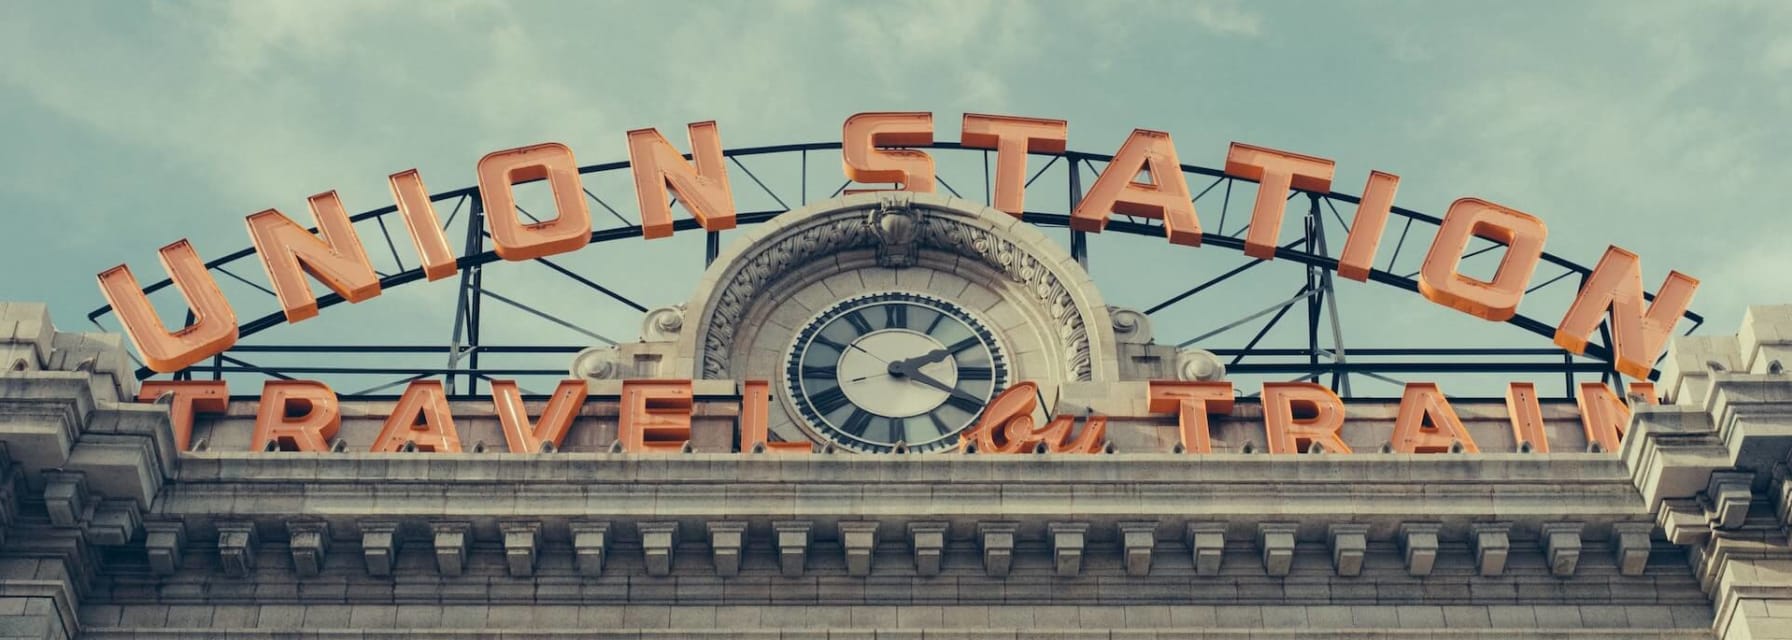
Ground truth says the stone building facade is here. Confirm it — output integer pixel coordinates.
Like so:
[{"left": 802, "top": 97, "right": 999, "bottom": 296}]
[{"left": 0, "top": 193, "right": 1789, "bottom": 638}]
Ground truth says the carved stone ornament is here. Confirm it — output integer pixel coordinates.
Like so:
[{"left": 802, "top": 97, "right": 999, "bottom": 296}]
[
  {"left": 1110, "top": 306, "right": 1152, "bottom": 345},
  {"left": 692, "top": 195, "right": 1105, "bottom": 382},
  {"left": 1178, "top": 348, "right": 1226, "bottom": 381},
  {"left": 641, "top": 305, "right": 686, "bottom": 342},
  {"left": 570, "top": 346, "right": 623, "bottom": 381},
  {"left": 869, "top": 192, "right": 922, "bottom": 268}
]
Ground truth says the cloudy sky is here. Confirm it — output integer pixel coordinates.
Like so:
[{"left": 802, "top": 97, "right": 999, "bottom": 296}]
[{"left": 2, "top": 0, "right": 1787, "bottom": 395}]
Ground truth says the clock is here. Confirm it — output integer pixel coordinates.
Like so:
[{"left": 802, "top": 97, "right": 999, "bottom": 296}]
[{"left": 784, "top": 291, "right": 1009, "bottom": 453}]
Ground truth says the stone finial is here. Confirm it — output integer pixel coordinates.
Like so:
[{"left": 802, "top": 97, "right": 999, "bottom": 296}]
[
  {"left": 1258, "top": 523, "right": 1298, "bottom": 577},
  {"left": 640, "top": 305, "right": 687, "bottom": 342},
  {"left": 838, "top": 521, "right": 880, "bottom": 577},
  {"left": 774, "top": 521, "right": 812, "bottom": 578},
  {"left": 500, "top": 521, "right": 541, "bottom": 577},
  {"left": 361, "top": 521, "right": 398, "bottom": 577},
  {"left": 707, "top": 521, "right": 747, "bottom": 577},
  {"left": 287, "top": 520, "right": 331, "bottom": 578},
  {"left": 217, "top": 521, "right": 259, "bottom": 578},
  {"left": 1399, "top": 522, "right": 1441, "bottom": 577},
  {"left": 1708, "top": 472, "right": 1753, "bottom": 530},
  {"left": 1118, "top": 521, "right": 1157, "bottom": 577},
  {"left": 144, "top": 521, "right": 187, "bottom": 575},
  {"left": 1048, "top": 522, "right": 1089, "bottom": 577},
  {"left": 1187, "top": 523, "right": 1227, "bottom": 576},
  {"left": 640, "top": 521, "right": 679, "bottom": 577},
  {"left": 1178, "top": 348, "right": 1227, "bottom": 381},
  {"left": 1470, "top": 523, "right": 1511, "bottom": 577},
  {"left": 571, "top": 346, "right": 623, "bottom": 381},
  {"left": 1612, "top": 522, "right": 1654, "bottom": 576},
  {"left": 978, "top": 521, "right": 1018, "bottom": 577},
  {"left": 1326, "top": 524, "right": 1369, "bottom": 577},
  {"left": 908, "top": 522, "right": 947, "bottom": 577},
  {"left": 42, "top": 471, "right": 88, "bottom": 528},
  {"left": 570, "top": 521, "right": 610, "bottom": 577},
  {"left": 1110, "top": 307, "right": 1153, "bottom": 345},
  {"left": 431, "top": 521, "right": 470, "bottom": 576},
  {"left": 88, "top": 499, "right": 142, "bottom": 546},
  {"left": 1539, "top": 522, "right": 1584, "bottom": 577}
]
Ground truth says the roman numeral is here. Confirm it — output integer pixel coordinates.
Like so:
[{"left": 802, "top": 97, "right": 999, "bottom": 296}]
[
  {"left": 841, "top": 409, "right": 874, "bottom": 437},
  {"left": 884, "top": 304, "right": 908, "bottom": 329},
  {"left": 801, "top": 365, "right": 838, "bottom": 379},
  {"left": 811, "top": 386, "right": 850, "bottom": 414},
  {"left": 948, "top": 337, "right": 981, "bottom": 354},
  {"left": 888, "top": 417, "right": 906, "bottom": 443},
  {"left": 813, "top": 335, "right": 847, "bottom": 352},
  {"left": 927, "top": 412, "right": 950, "bottom": 436},
  {"left": 945, "top": 393, "right": 983, "bottom": 413},
  {"left": 925, "top": 312, "right": 947, "bottom": 335},
  {"left": 844, "top": 311, "right": 873, "bottom": 335},
  {"left": 958, "top": 366, "right": 993, "bottom": 380}
]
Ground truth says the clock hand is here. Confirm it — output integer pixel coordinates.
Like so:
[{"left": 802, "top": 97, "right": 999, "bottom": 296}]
[
  {"left": 889, "top": 348, "right": 952, "bottom": 371},
  {"left": 901, "top": 365, "right": 983, "bottom": 405},
  {"left": 848, "top": 342, "right": 889, "bottom": 363}
]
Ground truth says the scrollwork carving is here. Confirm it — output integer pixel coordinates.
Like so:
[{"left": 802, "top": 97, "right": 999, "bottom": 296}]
[
  {"left": 641, "top": 305, "right": 686, "bottom": 342},
  {"left": 571, "top": 346, "right": 623, "bottom": 381}
]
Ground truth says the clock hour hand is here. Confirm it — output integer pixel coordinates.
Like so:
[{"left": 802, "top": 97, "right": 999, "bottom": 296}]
[
  {"left": 897, "top": 364, "right": 982, "bottom": 405},
  {"left": 888, "top": 348, "right": 951, "bottom": 373}
]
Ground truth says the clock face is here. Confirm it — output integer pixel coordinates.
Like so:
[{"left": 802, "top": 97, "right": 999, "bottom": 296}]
[{"left": 785, "top": 291, "right": 1009, "bottom": 454}]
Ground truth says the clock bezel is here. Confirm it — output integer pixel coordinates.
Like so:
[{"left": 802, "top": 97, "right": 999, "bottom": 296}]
[{"left": 782, "top": 290, "right": 1010, "bottom": 454}]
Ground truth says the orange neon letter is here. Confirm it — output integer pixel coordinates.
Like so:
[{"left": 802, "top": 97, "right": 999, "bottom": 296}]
[
  {"left": 1260, "top": 383, "right": 1350, "bottom": 454},
  {"left": 371, "top": 380, "right": 461, "bottom": 452},
  {"left": 246, "top": 191, "right": 382, "bottom": 323},
  {"left": 961, "top": 382, "right": 1105, "bottom": 454},
  {"left": 1577, "top": 382, "right": 1654, "bottom": 453},
  {"left": 389, "top": 169, "right": 458, "bottom": 281},
  {"left": 1504, "top": 382, "right": 1548, "bottom": 453},
  {"left": 1418, "top": 198, "right": 1547, "bottom": 322},
  {"left": 960, "top": 113, "right": 1068, "bottom": 216},
  {"left": 1223, "top": 143, "right": 1336, "bottom": 260},
  {"left": 842, "top": 112, "right": 934, "bottom": 192},
  {"left": 251, "top": 380, "right": 339, "bottom": 452},
  {"left": 1071, "top": 130, "right": 1201, "bottom": 246},
  {"left": 96, "top": 240, "right": 239, "bottom": 373},
  {"left": 1554, "top": 246, "right": 1698, "bottom": 379},
  {"left": 492, "top": 379, "right": 586, "bottom": 454},
  {"left": 138, "top": 381, "right": 229, "bottom": 452},
  {"left": 1148, "top": 381, "right": 1234, "bottom": 453},
  {"left": 739, "top": 380, "right": 810, "bottom": 453},
  {"left": 1390, "top": 383, "right": 1479, "bottom": 453},
  {"left": 476, "top": 142, "right": 592, "bottom": 262},
  {"left": 627, "top": 121, "right": 736, "bottom": 239},
  {"left": 619, "top": 380, "right": 694, "bottom": 453},
  {"left": 1336, "top": 171, "right": 1400, "bottom": 281}
]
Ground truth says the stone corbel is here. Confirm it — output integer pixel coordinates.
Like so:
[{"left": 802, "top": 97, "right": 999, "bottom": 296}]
[
  {"left": 500, "top": 521, "right": 541, "bottom": 577},
  {"left": 431, "top": 521, "right": 470, "bottom": 576},
  {"left": 86, "top": 499, "right": 140, "bottom": 546},
  {"left": 571, "top": 521, "right": 609, "bottom": 577},
  {"left": 1398, "top": 522, "right": 1440, "bottom": 577},
  {"left": 1258, "top": 523, "right": 1297, "bottom": 577},
  {"left": 1470, "top": 522, "right": 1511, "bottom": 577},
  {"left": 1187, "top": 523, "right": 1227, "bottom": 576},
  {"left": 143, "top": 520, "right": 186, "bottom": 575},
  {"left": 1611, "top": 522, "right": 1655, "bottom": 576},
  {"left": 1707, "top": 471, "right": 1754, "bottom": 530},
  {"left": 287, "top": 520, "right": 330, "bottom": 578},
  {"left": 908, "top": 522, "right": 947, "bottom": 577},
  {"left": 1118, "top": 521, "right": 1157, "bottom": 577},
  {"left": 640, "top": 521, "right": 679, "bottom": 577},
  {"left": 838, "top": 521, "right": 879, "bottom": 577},
  {"left": 360, "top": 520, "right": 398, "bottom": 577},
  {"left": 1326, "top": 524, "right": 1369, "bottom": 577},
  {"left": 707, "top": 521, "right": 746, "bottom": 577},
  {"left": 216, "top": 521, "right": 259, "bottom": 578},
  {"left": 42, "top": 471, "right": 88, "bottom": 528},
  {"left": 1048, "top": 522, "right": 1089, "bottom": 577},
  {"left": 977, "top": 521, "right": 1018, "bottom": 578},
  {"left": 1539, "top": 522, "right": 1584, "bottom": 577},
  {"left": 774, "top": 521, "right": 811, "bottom": 578}
]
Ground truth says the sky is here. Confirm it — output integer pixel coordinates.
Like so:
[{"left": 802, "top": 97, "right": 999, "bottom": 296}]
[{"left": 2, "top": 0, "right": 1788, "bottom": 396}]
